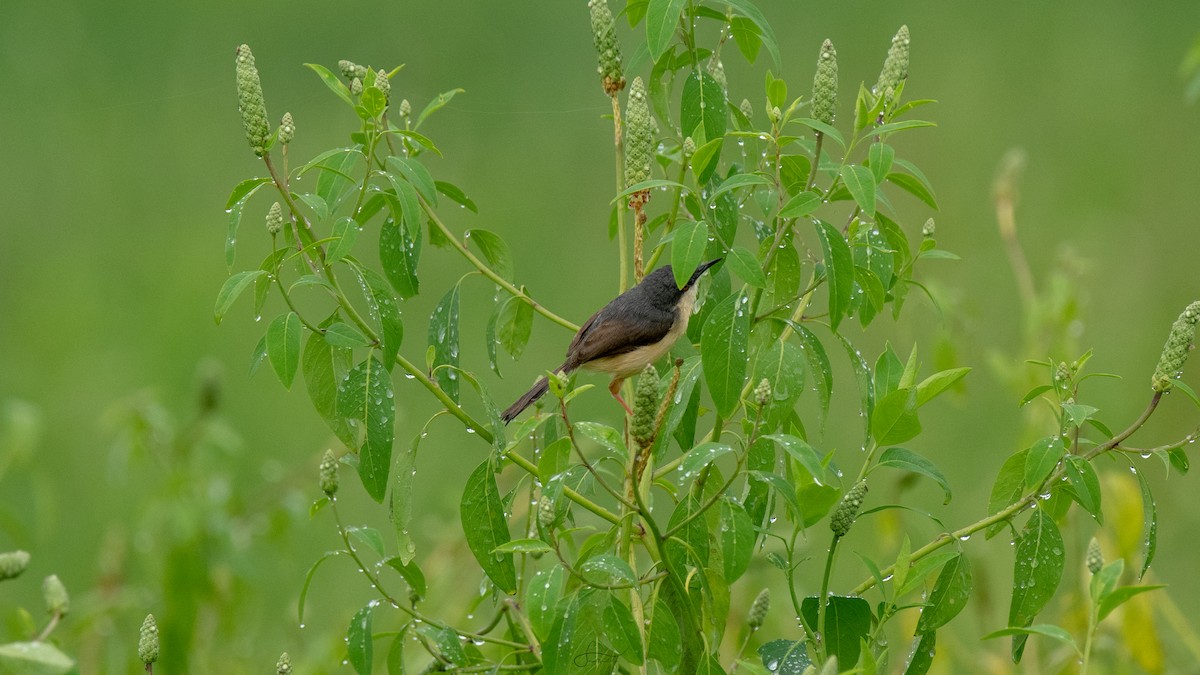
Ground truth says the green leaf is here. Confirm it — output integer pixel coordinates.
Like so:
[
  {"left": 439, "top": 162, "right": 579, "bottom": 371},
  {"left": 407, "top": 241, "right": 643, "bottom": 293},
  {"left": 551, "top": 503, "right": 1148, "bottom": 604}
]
[
  {"left": 0, "top": 642, "right": 74, "bottom": 675},
  {"left": 224, "top": 178, "right": 271, "bottom": 267},
  {"left": 1008, "top": 510, "right": 1066, "bottom": 661},
  {"left": 574, "top": 421, "right": 629, "bottom": 459},
  {"left": 814, "top": 221, "right": 853, "bottom": 331},
  {"left": 384, "top": 170, "right": 423, "bottom": 229},
  {"left": 526, "top": 565, "right": 565, "bottom": 640},
  {"left": 315, "top": 150, "right": 359, "bottom": 212},
  {"left": 877, "top": 447, "right": 951, "bottom": 504},
  {"left": 390, "top": 433, "right": 419, "bottom": 564},
  {"left": 872, "top": 119, "right": 937, "bottom": 137},
  {"left": 614, "top": 178, "right": 691, "bottom": 203},
  {"left": 793, "top": 117, "right": 846, "bottom": 149},
  {"left": 305, "top": 62, "right": 353, "bottom": 105},
  {"left": 665, "top": 495, "right": 710, "bottom": 570},
  {"left": 580, "top": 554, "right": 637, "bottom": 587},
  {"left": 662, "top": 356, "right": 703, "bottom": 445},
  {"left": 326, "top": 216, "right": 359, "bottom": 262},
  {"left": 467, "top": 229, "right": 515, "bottom": 281},
  {"left": 800, "top": 595, "right": 872, "bottom": 667},
  {"left": 1097, "top": 584, "right": 1166, "bottom": 621},
  {"left": 757, "top": 639, "right": 812, "bottom": 674},
  {"left": 214, "top": 270, "right": 267, "bottom": 324},
  {"left": 428, "top": 284, "right": 461, "bottom": 402},
  {"left": 710, "top": 172, "right": 771, "bottom": 201},
  {"left": 680, "top": 70, "right": 727, "bottom": 142},
  {"left": 778, "top": 190, "right": 822, "bottom": 219},
  {"left": 886, "top": 172, "right": 938, "bottom": 209},
  {"left": 747, "top": 470, "right": 802, "bottom": 519},
  {"left": 868, "top": 143, "right": 895, "bottom": 185},
  {"left": 701, "top": 292, "right": 751, "bottom": 417},
  {"left": 873, "top": 345, "right": 904, "bottom": 399},
  {"left": 460, "top": 458, "right": 517, "bottom": 593},
  {"left": 1023, "top": 436, "right": 1065, "bottom": 489},
  {"left": 323, "top": 321, "right": 371, "bottom": 348},
  {"left": 983, "top": 625, "right": 1078, "bottom": 654},
  {"left": 496, "top": 296, "right": 534, "bottom": 360},
  {"left": 646, "top": 0, "right": 688, "bottom": 61},
  {"left": 792, "top": 323, "right": 832, "bottom": 422},
  {"left": 904, "top": 631, "right": 937, "bottom": 675},
  {"left": 719, "top": 497, "right": 754, "bottom": 582},
  {"left": 897, "top": 549, "right": 961, "bottom": 597},
  {"left": 986, "top": 449, "right": 1028, "bottom": 537},
  {"left": 767, "top": 434, "right": 826, "bottom": 484},
  {"left": 604, "top": 596, "right": 645, "bottom": 664},
  {"left": 915, "top": 367, "right": 970, "bottom": 407},
  {"left": 346, "top": 526, "right": 386, "bottom": 557},
  {"left": 872, "top": 388, "right": 921, "bottom": 446},
  {"left": 266, "top": 312, "right": 302, "bottom": 389},
  {"left": 416, "top": 88, "right": 465, "bottom": 129},
  {"left": 380, "top": 216, "right": 420, "bottom": 298},
  {"left": 679, "top": 442, "right": 735, "bottom": 477},
  {"left": 690, "top": 137, "right": 724, "bottom": 182},
  {"left": 832, "top": 330, "right": 875, "bottom": 442},
  {"left": 353, "top": 266, "right": 404, "bottom": 369},
  {"left": 720, "top": 0, "right": 782, "bottom": 68},
  {"left": 752, "top": 340, "right": 805, "bottom": 428},
  {"left": 842, "top": 164, "right": 877, "bottom": 216},
  {"left": 729, "top": 16, "right": 762, "bottom": 63},
  {"left": 383, "top": 557, "right": 426, "bottom": 599},
  {"left": 493, "top": 538, "right": 554, "bottom": 555},
  {"left": 1136, "top": 468, "right": 1157, "bottom": 578},
  {"left": 915, "top": 553, "right": 971, "bottom": 633},
  {"left": 346, "top": 601, "right": 375, "bottom": 674},
  {"left": 386, "top": 157, "right": 437, "bottom": 206},
  {"left": 726, "top": 245, "right": 766, "bottom": 287},
  {"left": 302, "top": 328, "right": 355, "bottom": 445},
  {"left": 1062, "top": 455, "right": 1102, "bottom": 523},
  {"left": 337, "top": 356, "right": 395, "bottom": 501},
  {"left": 417, "top": 624, "right": 468, "bottom": 667},
  {"left": 435, "top": 180, "right": 477, "bottom": 212}
]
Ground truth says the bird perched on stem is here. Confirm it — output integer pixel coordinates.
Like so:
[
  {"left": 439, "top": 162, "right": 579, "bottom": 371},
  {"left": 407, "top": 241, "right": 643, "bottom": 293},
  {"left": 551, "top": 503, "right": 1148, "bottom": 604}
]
[{"left": 501, "top": 259, "right": 721, "bottom": 423}]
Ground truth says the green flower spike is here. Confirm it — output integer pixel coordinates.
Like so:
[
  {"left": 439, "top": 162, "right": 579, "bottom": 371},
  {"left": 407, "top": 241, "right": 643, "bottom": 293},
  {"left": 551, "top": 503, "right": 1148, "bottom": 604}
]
[
  {"left": 747, "top": 588, "right": 770, "bottom": 630},
  {"left": 235, "top": 44, "right": 270, "bottom": 157},
  {"left": 0, "top": 550, "right": 30, "bottom": 581},
  {"left": 43, "top": 575, "right": 69, "bottom": 615},
  {"left": 319, "top": 449, "right": 339, "bottom": 496},
  {"left": 278, "top": 112, "right": 294, "bottom": 146},
  {"left": 921, "top": 218, "right": 936, "bottom": 238},
  {"left": 631, "top": 365, "right": 659, "bottom": 450},
  {"left": 588, "top": 0, "right": 625, "bottom": 95},
  {"left": 399, "top": 99, "right": 411, "bottom": 119},
  {"left": 276, "top": 652, "right": 292, "bottom": 675},
  {"left": 706, "top": 57, "right": 727, "bottom": 92},
  {"left": 338, "top": 60, "right": 358, "bottom": 80},
  {"left": 1152, "top": 301, "right": 1200, "bottom": 392},
  {"left": 873, "top": 25, "right": 910, "bottom": 98},
  {"left": 739, "top": 98, "right": 753, "bottom": 120},
  {"left": 1086, "top": 537, "right": 1103, "bottom": 575},
  {"left": 265, "top": 202, "right": 283, "bottom": 236},
  {"left": 350, "top": 77, "right": 363, "bottom": 97},
  {"left": 754, "top": 378, "right": 771, "bottom": 408},
  {"left": 830, "top": 480, "right": 868, "bottom": 538},
  {"left": 537, "top": 494, "right": 556, "bottom": 530},
  {"left": 139, "top": 614, "right": 159, "bottom": 667},
  {"left": 811, "top": 39, "right": 838, "bottom": 126},
  {"left": 768, "top": 106, "right": 782, "bottom": 126},
  {"left": 374, "top": 69, "right": 390, "bottom": 98},
  {"left": 623, "top": 77, "right": 652, "bottom": 191},
  {"left": 682, "top": 136, "right": 695, "bottom": 160}
]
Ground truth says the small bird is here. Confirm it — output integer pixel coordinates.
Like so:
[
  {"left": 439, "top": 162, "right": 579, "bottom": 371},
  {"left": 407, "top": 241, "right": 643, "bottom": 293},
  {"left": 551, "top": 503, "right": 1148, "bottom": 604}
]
[{"left": 501, "top": 259, "right": 721, "bottom": 423}]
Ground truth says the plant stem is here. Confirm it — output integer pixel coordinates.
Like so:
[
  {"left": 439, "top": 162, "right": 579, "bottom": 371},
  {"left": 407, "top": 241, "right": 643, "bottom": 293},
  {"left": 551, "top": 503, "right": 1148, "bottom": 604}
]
[
  {"left": 816, "top": 536, "right": 839, "bottom": 661},
  {"left": 1081, "top": 603, "right": 1097, "bottom": 674},
  {"left": 852, "top": 392, "right": 1162, "bottom": 595},
  {"left": 422, "top": 200, "right": 578, "bottom": 332},
  {"left": 612, "top": 94, "right": 629, "bottom": 293},
  {"left": 805, "top": 132, "right": 825, "bottom": 192}
]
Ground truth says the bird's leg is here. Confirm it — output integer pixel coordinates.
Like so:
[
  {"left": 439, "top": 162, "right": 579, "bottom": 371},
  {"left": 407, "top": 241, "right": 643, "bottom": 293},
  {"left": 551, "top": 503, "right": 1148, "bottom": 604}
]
[{"left": 609, "top": 377, "right": 633, "bottom": 416}]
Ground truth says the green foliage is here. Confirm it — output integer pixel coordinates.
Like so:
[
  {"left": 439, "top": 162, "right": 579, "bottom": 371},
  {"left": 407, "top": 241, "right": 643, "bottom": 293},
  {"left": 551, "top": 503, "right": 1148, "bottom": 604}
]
[{"left": 210, "top": 6, "right": 1200, "bottom": 673}]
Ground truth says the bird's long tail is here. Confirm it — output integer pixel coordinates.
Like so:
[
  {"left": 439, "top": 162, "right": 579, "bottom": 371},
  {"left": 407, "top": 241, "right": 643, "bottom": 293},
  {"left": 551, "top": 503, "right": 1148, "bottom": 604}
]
[{"left": 501, "top": 364, "right": 570, "bottom": 424}]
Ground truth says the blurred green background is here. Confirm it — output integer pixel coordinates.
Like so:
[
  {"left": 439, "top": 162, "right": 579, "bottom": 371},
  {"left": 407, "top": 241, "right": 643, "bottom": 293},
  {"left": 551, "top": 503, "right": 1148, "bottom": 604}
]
[{"left": 3, "top": 0, "right": 1200, "bottom": 671}]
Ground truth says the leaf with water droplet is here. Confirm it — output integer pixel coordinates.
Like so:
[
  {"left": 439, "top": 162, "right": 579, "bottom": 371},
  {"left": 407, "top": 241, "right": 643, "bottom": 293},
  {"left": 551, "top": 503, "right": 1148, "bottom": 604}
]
[
  {"left": 719, "top": 497, "right": 754, "bottom": 582},
  {"left": 815, "top": 221, "right": 854, "bottom": 332},
  {"left": 799, "top": 595, "right": 872, "bottom": 667},
  {"left": 702, "top": 292, "right": 750, "bottom": 418},
  {"left": 460, "top": 458, "right": 516, "bottom": 593},
  {"left": 915, "top": 552, "right": 972, "bottom": 633},
  {"left": 266, "top": 312, "right": 302, "bottom": 389},
  {"left": 1007, "top": 510, "right": 1065, "bottom": 662},
  {"left": 345, "top": 601, "right": 375, "bottom": 674},
  {"left": 214, "top": 270, "right": 267, "bottom": 325},
  {"left": 525, "top": 565, "right": 564, "bottom": 641},
  {"left": 428, "top": 284, "right": 461, "bottom": 402},
  {"left": 680, "top": 69, "right": 726, "bottom": 142},
  {"left": 1023, "top": 436, "right": 1065, "bottom": 489},
  {"left": 337, "top": 355, "right": 395, "bottom": 502},
  {"left": 877, "top": 447, "right": 952, "bottom": 504},
  {"left": 1136, "top": 468, "right": 1157, "bottom": 579},
  {"left": 903, "top": 630, "right": 936, "bottom": 675}
]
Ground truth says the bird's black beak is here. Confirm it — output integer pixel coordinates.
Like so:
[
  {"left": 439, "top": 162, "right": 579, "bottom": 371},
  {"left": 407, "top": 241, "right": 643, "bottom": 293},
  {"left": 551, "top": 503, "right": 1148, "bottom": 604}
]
[{"left": 686, "top": 258, "right": 722, "bottom": 288}]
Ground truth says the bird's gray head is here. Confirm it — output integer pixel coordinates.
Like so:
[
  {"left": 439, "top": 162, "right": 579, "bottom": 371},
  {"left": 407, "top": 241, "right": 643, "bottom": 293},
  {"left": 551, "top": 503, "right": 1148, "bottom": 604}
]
[{"left": 639, "top": 258, "right": 722, "bottom": 301}]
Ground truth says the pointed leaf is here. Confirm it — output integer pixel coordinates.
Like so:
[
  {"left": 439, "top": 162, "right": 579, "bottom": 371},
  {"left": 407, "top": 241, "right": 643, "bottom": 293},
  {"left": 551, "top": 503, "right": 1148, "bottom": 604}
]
[
  {"left": 877, "top": 447, "right": 951, "bottom": 504},
  {"left": 915, "top": 552, "right": 971, "bottom": 633},
  {"left": 337, "top": 356, "right": 395, "bottom": 501},
  {"left": 842, "top": 164, "right": 877, "bottom": 216},
  {"left": 814, "top": 221, "right": 853, "bottom": 331},
  {"left": 346, "top": 601, "right": 375, "bottom": 674},
  {"left": 460, "top": 459, "right": 517, "bottom": 593},
  {"left": 1008, "top": 510, "right": 1066, "bottom": 661},
  {"left": 1062, "top": 455, "right": 1102, "bottom": 523},
  {"left": 672, "top": 220, "right": 710, "bottom": 288},
  {"left": 872, "top": 388, "right": 921, "bottom": 446},
  {"left": 701, "top": 292, "right": 751, "bottom": 417},
  {"left": 428, "top": 284, "right": 461, "bottom": 402},
  {"left": 1136, "top": 468, "right": 1157, "bottom": 578},
  {"left": 727, "top": 245, "right": 767, "bottom": 287},
  {"left": 214, "top": 270, "right": 267, "bottom": 324},
  {"left": 915, "top": 367, "right": 970, "bottom": 407},
  {"left": 646, "top": 0, "right": 687, "bottom": 61},
  {"left": 267, "top": 312, "right": 302, "bottom": 389},
  {"left": 466, "top": 229, "right": 514, "bottom": 281},
  {"left": 681, "top": 70, "right": 727, "bottom": 142}
]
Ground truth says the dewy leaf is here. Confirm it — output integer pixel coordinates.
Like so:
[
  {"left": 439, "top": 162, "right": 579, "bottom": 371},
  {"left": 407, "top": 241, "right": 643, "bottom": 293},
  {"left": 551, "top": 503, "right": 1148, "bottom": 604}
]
[
  {"left": 701, "top": 292, "right": 751, "bottom": 417},
  {"left": 224, "top": 178, "right": 270, "bottom": 267},
  {"left": 680, "top": 70, "right": 727, "bottom": 142},
  {"left": 0, "top": 641, "right": 74, "bottom": 674},
  {"left": 719, "top": 497, "right": 755, "bottom": 582},
  {"left": 428, "top": 284, "right": 461, "bottom": 403},
  {"left": 304, "top": 62, "right": 354, "bottom": 105},
  {"left": 435, "top": 180, "right": 477, "bottom": 212},
  {"left": 814, "top": 221, "right": 854, "bottom": 331},
  {"left": 799, "top": 595, "right": 872, "bottom": 667},
  {"left": 671, "top": 220, "right": 710, "bottom": 289},
  {"left": 679, "top": 442, "right": 735, "bottom": 476},
  {"left": 214, "top": 270, "right": 267, "bottom": 324},
  {"left": 1008, "top": 510, "right": 1066, "bottom": 662},
  {"left": 767, "top": 434, "right": 826, "bottom": 484},
  {"left": 841, "top": 164, "right": 877, "bottom": 216},
  {"left": 354, "top": 266, "right": 404, "bottom": 370},
  {"left": 386, "top": 156, "right": 438, "bottom": 205},
  {"left": 466, "top": 229, "right": 515, "bottom": 281},
  {"left": 416, "top": 88, "right": 465, "bottom": 129},
  {"left": 460, "top": 458, "right": 517, "bottom": 593},
  {"left": 391, "top": 433, "right": 422, "bottom": 564},
  {"left": 778, "top": 190, "right": 822, "bottom": 219},
  {"left": 337, "top": 355, "right": 395, "bottom": 502},
  {"left": 727, "top": 245, "right": 767, "bottom": 287},
  {"left": 1136, "top": 468, "right": 1157, "bottom": 579},
  {"left": 380, "top": 216, "right": 420, "bottom": 298},
  {"left": 757, "top": 639, "right": 812, "bottom": 674},
  {"left": 877, "top": 447, "right": 952, "bottom": 504},
  {"left": 1063, "top": 455, "right": 1103, "bottom": 524},
  {"left": 868, "top": 142, "right": 895, "bottom": 184},
  {"left": 720, "top": 0, "right": 782, "bottom": 68},
  {"left": 986, "top": 449, "right": 1028, "bottom": 537},
  {"left": 496, "top": 295, "right": 534, "bottom": 360},
  {"left": 792, "top": 323, "right": 832, "bottom": 422},
  {"left": 871, "top": 388, "right": 921, "bottom": 446},
  {"left": 267, "top": 312, "right": 302, "bottom": 389},
  {"left": 646, "top": 0, "right": 688, "bottom": 61},
  {"left": 328, "top": 216, "right": 359, "bottom": 262},
  {"left": 915, "top": 367, "right": 970, "bottom": 407},
  {"left": 904, "top": 631, "right": 936, "bottom": 675},
  {"left": 915, "top": 552, "right": 972, "bottom": 633},
  {"left": 346, "top": 601, "right": 375, "bottom": 675},
  {"left": 525, "top": 565, "right": 565, "bottom": 640},
  {"left": 302, "top": 327, "right": 355, "bottom": 446},
  {"left": 1023, "top": 436, "right": 1065, "bottom": 489},
  {"left": 1097, "top": 584, "right": 1166, "bottom": 621}
]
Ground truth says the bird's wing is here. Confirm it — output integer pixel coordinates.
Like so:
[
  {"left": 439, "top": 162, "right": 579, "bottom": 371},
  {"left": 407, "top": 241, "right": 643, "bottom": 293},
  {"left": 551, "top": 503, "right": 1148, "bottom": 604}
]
[{"left": 566, "top": 301, "right": 676, "bottom": 366}]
